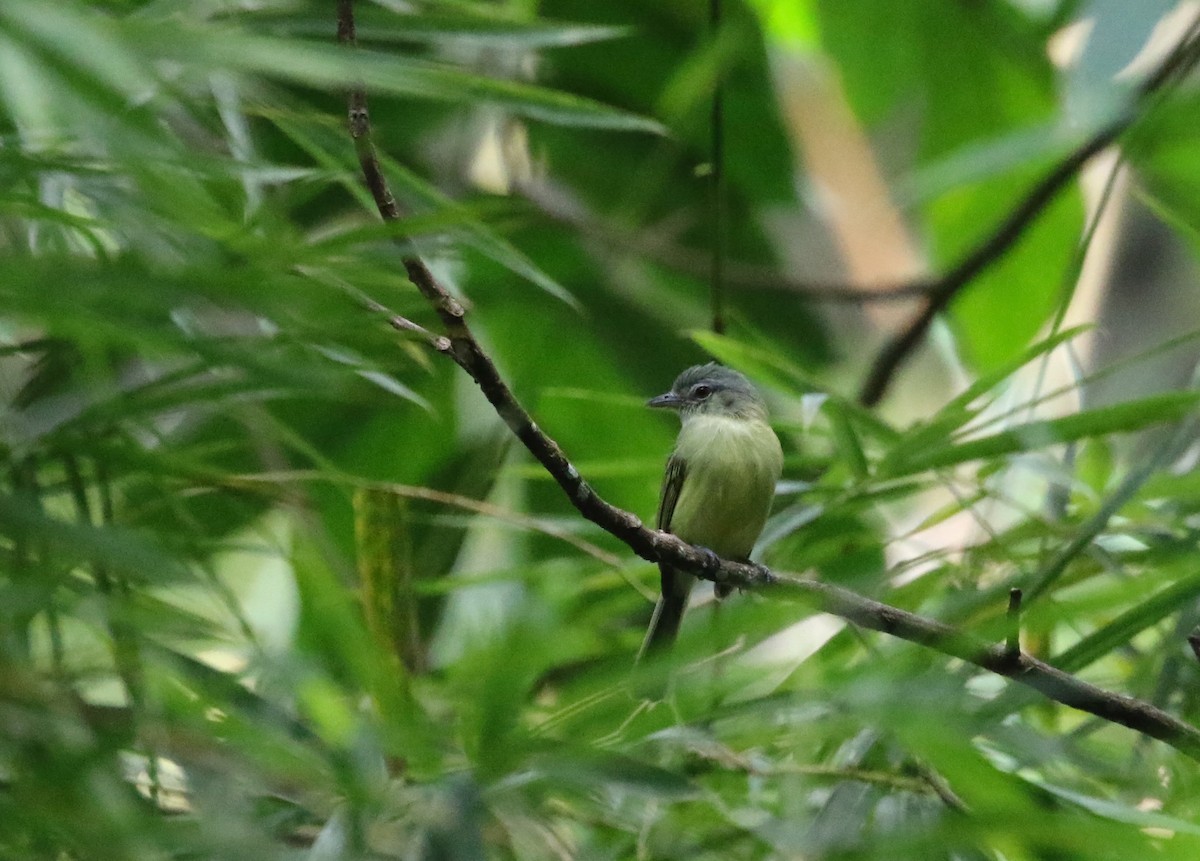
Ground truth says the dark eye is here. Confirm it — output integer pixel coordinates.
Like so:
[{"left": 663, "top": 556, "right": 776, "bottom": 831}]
[{"left": 692, "top": 384, "right": 713, "bottom": 399}]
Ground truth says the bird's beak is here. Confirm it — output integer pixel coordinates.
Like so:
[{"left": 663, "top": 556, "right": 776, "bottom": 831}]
[{"left": 647, "top": 391, "right": 683, "bottom": 409}]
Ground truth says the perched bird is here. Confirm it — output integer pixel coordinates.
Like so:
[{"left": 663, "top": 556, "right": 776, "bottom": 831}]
[{"left": 640, "top": 363, "right": 783, "bottom": 655}]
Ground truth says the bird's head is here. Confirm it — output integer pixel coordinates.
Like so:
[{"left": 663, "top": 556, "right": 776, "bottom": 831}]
[{"left": 647, "top": 362, "right": 768, "bottom": 421}]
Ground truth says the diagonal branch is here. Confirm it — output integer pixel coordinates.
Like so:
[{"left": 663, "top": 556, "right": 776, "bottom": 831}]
[
  {"left": 857, "top": 14, "right": 1200, "bottom": 407},
  {"left": 336, "top": 1, "right": 1200, "bottom": 763}
]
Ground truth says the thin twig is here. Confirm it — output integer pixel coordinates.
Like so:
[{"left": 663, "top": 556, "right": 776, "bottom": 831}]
[
  {"left": 360, "top": 293, "right": 451, "bottom": 352},
  {"left": 336, "top": 0, "right": 1200, "bottom": 763},
  {"left": 857, "top": 15, "right": 1200, "bottom": 407},
  {"left": 709, "top": 0, "right": 726, "bottom": 335}
]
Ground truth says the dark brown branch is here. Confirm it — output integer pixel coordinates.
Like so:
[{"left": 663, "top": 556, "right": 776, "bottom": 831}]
[
  {"left": 782, "top": 574, "right": 1200, "bottom": 761},
  {"left": 857, "top": 16, "right": 1200, "bottom": 407},
  {"left": 857, "top": 117, "right": 1125, "bottom": 407},
  {"left": 337, "top": 1, "right": 1200, "bottom": 763}
]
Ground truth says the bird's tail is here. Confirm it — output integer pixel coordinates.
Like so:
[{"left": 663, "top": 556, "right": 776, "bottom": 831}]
[{"left": 636, "top": 566, "right": 689, "bottom": 661}]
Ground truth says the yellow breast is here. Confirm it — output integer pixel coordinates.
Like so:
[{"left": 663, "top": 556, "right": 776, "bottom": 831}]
[{"left": 669, "top": 415, "right": 783, "bottom": 559}]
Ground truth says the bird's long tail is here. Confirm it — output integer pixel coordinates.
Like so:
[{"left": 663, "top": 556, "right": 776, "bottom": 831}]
[{"left": 637, "top": 565, "right": 689, "bottom": 660}]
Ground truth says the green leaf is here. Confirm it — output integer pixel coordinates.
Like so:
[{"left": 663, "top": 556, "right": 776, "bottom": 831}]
[
  {"left": 943, "top": 176, "right": 1084, "bottom": 371},
  {"left": 171, "top": 30, "right": 667, "bottom": 134},
  {"left": 382, "top": 159, "right": 581, "bottom": 308},
  {"left": 883, "top": 325, "right": 1093, "bottom": 468},
  {"left": 1035, "top": 781, "right": 1200, "bottom": 837},
  {"left": 880, "top": 391, "right": 1200, "bottom": 477},
  {"left": 295, "top": 12, "right": 631, "bottom": 50},
  {"left": 689, "top": 330, "right": 901, "bottom": 445}
]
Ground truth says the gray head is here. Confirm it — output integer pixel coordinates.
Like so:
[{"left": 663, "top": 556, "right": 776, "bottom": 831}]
[{"left": 647, "top": 362, "right": 768, "bottom": 420}]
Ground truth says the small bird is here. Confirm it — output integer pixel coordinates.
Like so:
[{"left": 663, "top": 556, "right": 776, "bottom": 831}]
[{"left": 641, "top": 363, "right": 783, "bottom": 655}]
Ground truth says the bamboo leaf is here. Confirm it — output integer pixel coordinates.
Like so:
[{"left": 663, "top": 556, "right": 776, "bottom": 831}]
[{"left": 881, "top": 392, "right": 1200, "bottom": 477}]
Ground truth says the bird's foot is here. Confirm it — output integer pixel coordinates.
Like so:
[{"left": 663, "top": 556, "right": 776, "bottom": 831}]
[
  {"left": 718, "top": 560, "right": 771, "bottom": 599},
  {"left": 694, "top": 546, "right": 733, "bottom": 598},
  {"left": 694, "top": 545, "right": 722, "bottom": 574}
]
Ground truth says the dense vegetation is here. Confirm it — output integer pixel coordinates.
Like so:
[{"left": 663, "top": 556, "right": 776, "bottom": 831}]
[{"left": 3, "top": 1, "right": 1200, "bottom": 858}]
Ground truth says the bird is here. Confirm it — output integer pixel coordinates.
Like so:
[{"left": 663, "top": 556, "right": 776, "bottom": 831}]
[{"left": 640, "top": 362, "right": 783, "bottom": 655}]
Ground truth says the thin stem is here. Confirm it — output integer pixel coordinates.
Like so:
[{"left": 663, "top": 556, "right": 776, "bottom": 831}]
[{"left": 709, "top": 0, "right": 726, "bottom": 335}]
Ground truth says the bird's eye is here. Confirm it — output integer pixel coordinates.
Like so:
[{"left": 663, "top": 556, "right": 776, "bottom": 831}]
[{"left": 692, "top": 384, "right": 713, "bottom": 399}]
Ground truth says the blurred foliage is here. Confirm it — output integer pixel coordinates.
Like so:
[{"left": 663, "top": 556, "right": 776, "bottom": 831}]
[{"left": 2, "top": 0, "right": 1200, "bottom": 859}]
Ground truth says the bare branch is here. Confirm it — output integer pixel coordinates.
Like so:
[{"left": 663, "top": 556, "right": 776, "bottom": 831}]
[
  {"left": 858, "top": 14, "right": 1200, "bottom": 407},
  {"left": 336, "top": 0, "right": 1200, "bottom": 763}
]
